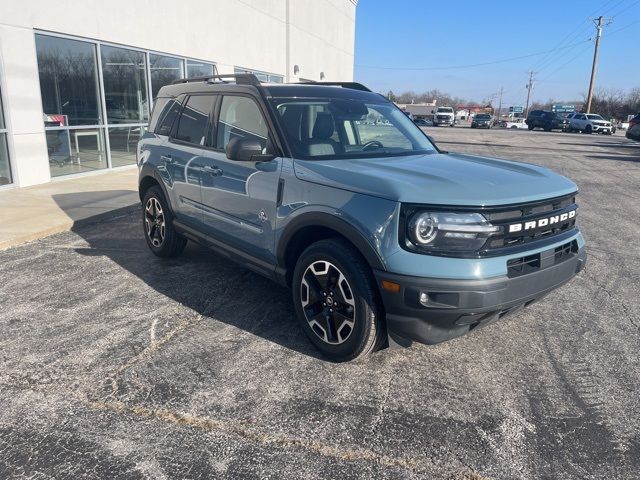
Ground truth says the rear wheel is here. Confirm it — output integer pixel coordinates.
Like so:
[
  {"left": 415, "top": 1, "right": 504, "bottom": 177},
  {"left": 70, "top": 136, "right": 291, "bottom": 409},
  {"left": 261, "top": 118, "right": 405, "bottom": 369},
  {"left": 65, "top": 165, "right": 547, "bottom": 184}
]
[
  {"left": 292, "top": 239, "right": 384, "bottom": 362},
  {"left": 142, "top": 186, "right": 187, "bottom": 258},
  {"left": 528, "top": 124, "right": 534, "bottom": 130}
]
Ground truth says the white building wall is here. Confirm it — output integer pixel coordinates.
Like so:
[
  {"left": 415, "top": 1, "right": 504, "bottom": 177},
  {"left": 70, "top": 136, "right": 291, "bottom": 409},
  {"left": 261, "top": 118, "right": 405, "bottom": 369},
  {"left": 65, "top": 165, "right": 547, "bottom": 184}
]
[{"left": 0, "top": 0, "right": 357, "bottom": 187}]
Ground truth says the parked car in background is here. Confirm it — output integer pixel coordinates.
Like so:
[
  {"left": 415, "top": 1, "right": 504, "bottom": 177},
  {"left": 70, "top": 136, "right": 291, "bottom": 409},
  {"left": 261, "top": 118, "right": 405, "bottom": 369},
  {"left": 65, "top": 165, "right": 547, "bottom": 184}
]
[
  {"left": 432, "top": 106, "right": 455, "bottom": 127},
  {"left": 626, "top": 114, "right": 640, "bottom": 141},
  {"left": 414, "top": 118, "right": 433, "bottom": 127},
  {"left": 504, "top": 118, "right": 527, "bottom": 129},
  {"left": 471, "top": 113, "right": 492, "bottom": 128},
  {"left": 525, "top": 110, "right": 569, "bottom": 132},
  {"left": 568, "top": 113, "right": 613, "bottom": 135}
]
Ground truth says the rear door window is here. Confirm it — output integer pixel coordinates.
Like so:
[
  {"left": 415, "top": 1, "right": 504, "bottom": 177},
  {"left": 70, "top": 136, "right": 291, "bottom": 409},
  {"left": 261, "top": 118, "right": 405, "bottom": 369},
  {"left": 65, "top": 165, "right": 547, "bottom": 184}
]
[{"left": 174, "top": 95, "right": 216, "bottom": 145}]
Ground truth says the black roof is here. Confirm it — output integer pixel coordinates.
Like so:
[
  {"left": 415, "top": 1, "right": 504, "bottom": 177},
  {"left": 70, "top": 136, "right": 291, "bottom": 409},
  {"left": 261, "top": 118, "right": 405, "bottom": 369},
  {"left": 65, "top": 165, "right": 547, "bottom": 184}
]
[
  {"left": 262, "top": 84, "right": 384, "bottom": 101},
  {"left": 157, "top": 74, "right": 385, "bottom": 102}
]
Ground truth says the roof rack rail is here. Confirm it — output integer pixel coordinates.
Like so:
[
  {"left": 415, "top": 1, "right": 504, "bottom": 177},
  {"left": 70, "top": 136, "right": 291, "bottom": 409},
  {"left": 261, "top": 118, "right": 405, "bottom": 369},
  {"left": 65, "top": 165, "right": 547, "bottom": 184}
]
[
  {"left": 171, "top": 73, "right": 261, "bottom": 86},
  {"left": 297, "top": 81, "right": 371, "bottom": 92}
]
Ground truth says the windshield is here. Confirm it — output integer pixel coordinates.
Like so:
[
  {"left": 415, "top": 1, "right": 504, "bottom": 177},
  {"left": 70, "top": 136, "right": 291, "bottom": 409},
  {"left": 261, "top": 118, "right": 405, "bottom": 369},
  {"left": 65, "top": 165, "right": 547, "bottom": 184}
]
[
  {"left": 586, "top": 114, "right": 604, "bottom": 120},
  {"left": 437, "top": 108, "right": 453, "bottom": 113},
  {"left": 476, "top": 114, "right": 491, "bottom": 120},
  {"left": 270, "top": 98, "right": 437, "bottom": 160}
]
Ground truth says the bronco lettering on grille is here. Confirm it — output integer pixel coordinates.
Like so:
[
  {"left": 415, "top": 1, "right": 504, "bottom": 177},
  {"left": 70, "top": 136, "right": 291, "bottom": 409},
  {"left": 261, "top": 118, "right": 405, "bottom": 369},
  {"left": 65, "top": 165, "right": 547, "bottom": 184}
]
[{"left": 508, "top": 209, "right": 576, "bottom": 233}]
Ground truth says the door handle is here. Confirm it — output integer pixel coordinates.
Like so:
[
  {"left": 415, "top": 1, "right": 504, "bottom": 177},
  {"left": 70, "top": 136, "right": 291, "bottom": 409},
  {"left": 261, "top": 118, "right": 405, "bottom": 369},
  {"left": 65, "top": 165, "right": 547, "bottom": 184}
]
[
  {"left": 160, "top": 155, "right": 174, "bottom": 164},
  {"left": 203, "top": 165, "right": 223, "bottom": 176}
]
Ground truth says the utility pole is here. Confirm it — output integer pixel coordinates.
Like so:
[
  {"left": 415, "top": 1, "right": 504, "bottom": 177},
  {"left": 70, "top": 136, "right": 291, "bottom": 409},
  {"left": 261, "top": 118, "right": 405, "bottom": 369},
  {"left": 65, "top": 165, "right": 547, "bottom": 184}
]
[
  {"left": 496, "top": 86, "right": 503, "bottom": 120},
  {"left": 524, "top": 71, "right": 535, "bottom": 117},
  {"left": 586, "top": 16, "right": 612, "bottom": 113}
]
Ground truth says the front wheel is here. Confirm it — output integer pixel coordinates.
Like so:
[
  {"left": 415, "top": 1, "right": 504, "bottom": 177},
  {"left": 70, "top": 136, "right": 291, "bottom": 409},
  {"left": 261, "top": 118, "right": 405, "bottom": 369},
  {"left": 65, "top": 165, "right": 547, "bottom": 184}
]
[
  {"left": 584, "top": 125, "right": 593, "bottom": 134},
  {"left": 292, "top": 239, "right": 384, "bottom": 362},
  {"left": 528, "top": 124, "right": 534, "bottom": 130},
  {"left": 142, "top": 186, "right": 187, "bottom": 258}
]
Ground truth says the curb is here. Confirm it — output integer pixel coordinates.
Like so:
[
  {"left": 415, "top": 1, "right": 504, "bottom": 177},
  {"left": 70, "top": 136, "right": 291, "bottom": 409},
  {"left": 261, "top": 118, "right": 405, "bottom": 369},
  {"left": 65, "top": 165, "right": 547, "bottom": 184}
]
[{"left": 0, "top": 203, "right": 140, "bottom": 251}]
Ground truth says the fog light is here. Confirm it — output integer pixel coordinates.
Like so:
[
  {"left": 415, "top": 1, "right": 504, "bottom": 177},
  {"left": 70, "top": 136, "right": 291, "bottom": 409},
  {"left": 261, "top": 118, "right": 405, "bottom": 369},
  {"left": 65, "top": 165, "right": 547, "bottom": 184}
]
[{"left": 419, "top": 292, "right": 429, "bottom": 306}]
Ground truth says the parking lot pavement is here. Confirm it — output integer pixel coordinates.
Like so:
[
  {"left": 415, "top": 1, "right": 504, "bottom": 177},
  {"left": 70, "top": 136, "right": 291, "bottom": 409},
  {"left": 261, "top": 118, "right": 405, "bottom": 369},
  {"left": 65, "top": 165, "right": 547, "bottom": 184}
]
[{"left": 1, "top": 129, "right": 639, "bottom": 479}]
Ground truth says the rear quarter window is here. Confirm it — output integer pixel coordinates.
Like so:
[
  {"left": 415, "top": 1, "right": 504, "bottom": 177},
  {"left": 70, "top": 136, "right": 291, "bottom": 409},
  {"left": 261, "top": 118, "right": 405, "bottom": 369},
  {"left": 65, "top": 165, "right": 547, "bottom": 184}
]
[{"left": 152, "top": 98, "right": 182, "bottom": 136}]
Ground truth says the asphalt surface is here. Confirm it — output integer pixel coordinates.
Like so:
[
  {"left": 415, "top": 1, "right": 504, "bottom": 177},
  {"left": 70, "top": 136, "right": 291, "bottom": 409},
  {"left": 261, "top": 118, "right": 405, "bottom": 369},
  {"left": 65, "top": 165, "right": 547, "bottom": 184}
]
[{"left": 1, "top": 127, "right": 639, "bottom": 479}]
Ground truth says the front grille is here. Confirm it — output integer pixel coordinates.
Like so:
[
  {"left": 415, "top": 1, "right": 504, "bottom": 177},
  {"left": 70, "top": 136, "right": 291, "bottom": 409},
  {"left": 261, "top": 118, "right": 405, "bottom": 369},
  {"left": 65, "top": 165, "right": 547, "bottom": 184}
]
[
  {"left": 507, "top": 240, "right": 578, "bottom": 278},
  {"left": 481, "top": 193, "right": 577, "bottom": 252}
]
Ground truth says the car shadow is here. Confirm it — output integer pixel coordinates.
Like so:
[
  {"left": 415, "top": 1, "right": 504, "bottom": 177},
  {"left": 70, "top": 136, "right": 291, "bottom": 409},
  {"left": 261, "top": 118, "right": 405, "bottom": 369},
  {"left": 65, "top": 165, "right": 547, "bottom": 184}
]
[
  {"left": 558, "top": 140, "right": 640, "bottom": 149},
  {"left": 53, "top": 192, "right": 326, "bottom": 360},
  {"left": 585, "top": 153, "right": 640, "bottom": 162}
]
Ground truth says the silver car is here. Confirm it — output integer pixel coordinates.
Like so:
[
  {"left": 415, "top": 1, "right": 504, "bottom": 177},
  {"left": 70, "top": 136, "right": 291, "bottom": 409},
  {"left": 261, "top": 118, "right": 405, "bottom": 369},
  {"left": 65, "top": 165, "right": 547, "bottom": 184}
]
[{"left": 568, "top": 113, "right": 613, "bottom": 135}]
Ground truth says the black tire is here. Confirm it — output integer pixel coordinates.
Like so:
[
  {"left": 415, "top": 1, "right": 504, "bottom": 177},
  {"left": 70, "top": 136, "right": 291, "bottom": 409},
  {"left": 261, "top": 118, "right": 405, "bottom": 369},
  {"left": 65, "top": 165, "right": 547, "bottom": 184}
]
[
  {"left": 528, "top": 124, "right": 534, "bottom": 130},
  {"left": 584, "top": 125, "right": 592, "bottom": 134},
  {"left": 292, "top": 238, "right": 384, "bottom": 362},
  {"left": 142, "top": 185, "right": 187, "bottom": 258},
  {"left": 510, "top": 125, "right": 518, "bottom": 129}
]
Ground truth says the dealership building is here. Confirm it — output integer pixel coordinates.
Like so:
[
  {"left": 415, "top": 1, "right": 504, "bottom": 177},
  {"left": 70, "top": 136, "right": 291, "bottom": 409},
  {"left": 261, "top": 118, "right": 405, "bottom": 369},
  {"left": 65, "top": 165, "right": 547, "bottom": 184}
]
[{"left": 0, "top": 0, "right": 357, "bottom": 189}]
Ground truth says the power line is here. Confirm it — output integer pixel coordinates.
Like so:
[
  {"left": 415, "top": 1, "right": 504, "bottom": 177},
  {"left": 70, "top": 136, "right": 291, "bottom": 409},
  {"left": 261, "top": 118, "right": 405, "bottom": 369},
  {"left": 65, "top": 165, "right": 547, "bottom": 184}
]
[
  {"left": 355, "top": 40, "right": 590, "bottom": 71},
  {"left": 607, "top": 18, "right": 640, "bottom": 35},
  {"left": 608, "top": 0, "right": 640, "bottom": 18},
  {"left": 537, "top": 44, "right": 593, "bottom": 84},
  {"left": 529, "top": 0, "right": 620, "bottom": 72}
]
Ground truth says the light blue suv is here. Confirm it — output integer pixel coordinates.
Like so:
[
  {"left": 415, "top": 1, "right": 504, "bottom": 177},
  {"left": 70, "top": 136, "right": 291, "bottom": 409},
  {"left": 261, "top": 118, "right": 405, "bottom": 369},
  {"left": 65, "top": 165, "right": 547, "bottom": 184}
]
[{"left": 137, "top": 74, "right": 586, "bottom": 361}]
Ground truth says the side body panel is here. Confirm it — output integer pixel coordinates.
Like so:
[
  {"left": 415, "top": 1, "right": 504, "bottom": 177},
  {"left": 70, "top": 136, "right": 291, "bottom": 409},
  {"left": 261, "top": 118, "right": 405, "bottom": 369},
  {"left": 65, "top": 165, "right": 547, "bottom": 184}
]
[
  {"left": 200, "top": 150, "right": 283, "bottom": 264},
  {"left": 139, "top": 131, "right": 205, "bottom": 227}
]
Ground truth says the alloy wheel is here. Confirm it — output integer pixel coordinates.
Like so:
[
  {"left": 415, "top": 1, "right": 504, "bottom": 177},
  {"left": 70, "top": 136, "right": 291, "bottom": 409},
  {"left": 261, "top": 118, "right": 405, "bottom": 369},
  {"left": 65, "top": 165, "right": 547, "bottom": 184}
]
[
  {"left": 300, "top": 260, "right": 356, "bottom": 345},
  {"left": 145, "top": 197, "right": 166, "bottom": 247}
]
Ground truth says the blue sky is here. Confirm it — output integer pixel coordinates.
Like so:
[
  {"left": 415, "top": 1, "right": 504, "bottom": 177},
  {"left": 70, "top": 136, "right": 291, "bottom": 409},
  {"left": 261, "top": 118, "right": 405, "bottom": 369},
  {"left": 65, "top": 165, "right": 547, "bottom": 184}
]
[{"left": 354, "top": 0, "right": 639, "bottom": 106}]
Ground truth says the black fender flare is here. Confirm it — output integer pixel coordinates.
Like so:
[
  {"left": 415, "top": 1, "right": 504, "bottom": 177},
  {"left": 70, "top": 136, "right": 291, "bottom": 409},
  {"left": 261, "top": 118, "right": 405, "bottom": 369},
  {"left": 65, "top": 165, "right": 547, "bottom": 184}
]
[
  {"left": 276, "top": 211, "right": 386, "bottom": 272},
  {"left": 138, "top": 164, "right": 170, "bottom": 203}
]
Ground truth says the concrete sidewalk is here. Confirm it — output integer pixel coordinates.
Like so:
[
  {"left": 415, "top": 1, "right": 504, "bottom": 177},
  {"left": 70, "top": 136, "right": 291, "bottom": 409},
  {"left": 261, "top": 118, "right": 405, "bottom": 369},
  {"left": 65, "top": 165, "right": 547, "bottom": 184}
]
[{"left": 0, "top": 168, "right": 139, "bottom": 250}]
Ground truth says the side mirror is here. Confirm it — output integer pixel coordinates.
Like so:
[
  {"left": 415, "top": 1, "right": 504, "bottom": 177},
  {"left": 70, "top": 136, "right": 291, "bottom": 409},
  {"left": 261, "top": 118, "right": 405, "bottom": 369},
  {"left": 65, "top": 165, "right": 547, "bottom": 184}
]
[{"left": 225, "top": 137, "right": 272, "bottom": 162}]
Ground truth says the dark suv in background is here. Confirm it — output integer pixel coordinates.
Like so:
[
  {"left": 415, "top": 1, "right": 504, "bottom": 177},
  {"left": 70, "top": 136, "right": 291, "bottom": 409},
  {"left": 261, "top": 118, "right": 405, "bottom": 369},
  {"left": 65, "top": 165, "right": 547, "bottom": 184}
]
[
  {"left": 626, "top": 114, "right": 640, "bottom": 141},
  {"left": 525, "top": 110, "right": 569, "bottom": 132}
]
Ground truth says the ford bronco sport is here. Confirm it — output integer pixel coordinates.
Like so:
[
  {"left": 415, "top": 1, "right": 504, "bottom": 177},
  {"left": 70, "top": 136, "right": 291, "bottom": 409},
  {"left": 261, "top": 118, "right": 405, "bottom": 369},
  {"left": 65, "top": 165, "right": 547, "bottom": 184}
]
[{"left": 137, "top": 74, "right": 586, "bottom": 362}]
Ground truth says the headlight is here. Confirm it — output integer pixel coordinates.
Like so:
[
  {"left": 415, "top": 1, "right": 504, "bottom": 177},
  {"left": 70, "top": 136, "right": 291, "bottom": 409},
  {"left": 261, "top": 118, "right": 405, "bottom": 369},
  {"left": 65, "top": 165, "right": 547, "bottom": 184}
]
[{"left": 406, "top": 211, "right": 499, "bottom": 253}]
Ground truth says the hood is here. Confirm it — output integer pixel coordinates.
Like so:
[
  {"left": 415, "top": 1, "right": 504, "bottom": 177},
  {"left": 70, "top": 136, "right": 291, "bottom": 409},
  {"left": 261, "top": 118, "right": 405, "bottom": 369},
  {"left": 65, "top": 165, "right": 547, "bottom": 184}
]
[{"left": 293, "top": 153, "right": 577, "bottom": 206}]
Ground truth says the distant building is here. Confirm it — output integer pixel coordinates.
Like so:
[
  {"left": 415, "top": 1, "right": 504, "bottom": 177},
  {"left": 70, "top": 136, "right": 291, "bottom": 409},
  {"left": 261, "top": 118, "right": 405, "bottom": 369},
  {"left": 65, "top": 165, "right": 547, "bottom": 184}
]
[
  {"left": 0, "top": 0, "right": 358, "bottom": 189},
  {"left": 396, "top": 102, "right": 438, "bottom": 120}
]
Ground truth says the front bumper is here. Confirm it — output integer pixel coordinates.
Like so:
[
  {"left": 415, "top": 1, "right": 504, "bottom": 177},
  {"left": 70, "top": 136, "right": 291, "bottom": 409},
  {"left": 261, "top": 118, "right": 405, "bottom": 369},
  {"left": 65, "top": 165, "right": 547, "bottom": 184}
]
[
  {"left": 593, "top": 124, "right": 611, "bottom": 133},
  {"left": 374, "top": 245, "right": 587, "bottom": 346}
]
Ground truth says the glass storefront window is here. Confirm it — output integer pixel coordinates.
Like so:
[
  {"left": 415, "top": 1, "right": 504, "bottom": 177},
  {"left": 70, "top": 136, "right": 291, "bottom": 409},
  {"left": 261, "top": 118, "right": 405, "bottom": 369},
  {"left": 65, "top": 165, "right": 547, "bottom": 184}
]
[
  {"left": 0, "top": 134, "right": 11, "bottom": 185},
  {"left": 186, "top": 60, "right": 215, "bottom": 78},
  {"left": 0, "top": 84, "right": 12, "bottom": 186},
  {"left": 36, "top": 34, "right": 102, "bottom": 126},
  {"left": 0, "top": 90, "right": 5, "bottom": 129},
  {"left": 46, "top": 128, "right": 107, "bottom": 177},
  {"left": 108, "top": 126, "right": 145, "bottom": 167},
  {"left": 101, "top": 45, "right": 149, "bottom": 124},
  {"left": 34, "top": 33, "right": 218, "bottom": 178},
  {"left": 234, "top": 67, "right": 283, "bottom": 84},
  {"left": 150, "top": 54, "right": 183, "bottom": 99}
]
